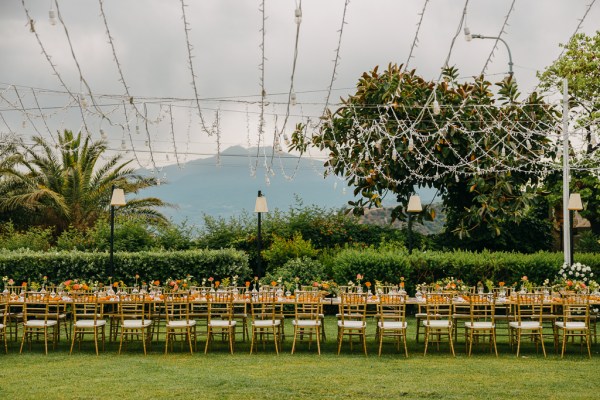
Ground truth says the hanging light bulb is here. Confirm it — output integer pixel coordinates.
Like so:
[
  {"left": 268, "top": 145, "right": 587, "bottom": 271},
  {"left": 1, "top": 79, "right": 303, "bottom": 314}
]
[
  {"left": 455, "top": 174, "right": 460, "bottom": 183},
  {"left": 22, "top": 120, "right": 26, "bottom": 128},
  {"left": 135, "top": 125, "right": 140, "bottom": 134},
  {"left": 392, "top": 148, "right": 398, "bottom": 161},
  {"left": 408, "top": 137, "right": 414, "bottom": 152},
  {"left": 342, "top": 187, "right": 347, "bottom": 195},
  {"left": 49, "top": 6, "right": 57, "bottom": 26},
  {"left": 333, "top": 181, "right": 338, "bottom": 190},
  {"left": 80, "top": 94, "right": 87, "bottom": 109},
  {"left": 364, "top": 153, "right": 370, "bottom": 162},
  {"left": 501, "top": 146, "right": 506, "bottom": 157},
  {"left": 295, "top": 7, "right": 302, "bottom": 24},
  {"left": 166, "top": 154, "right": 170, "bottom": 161},
  {"left": 250, "top": 167, "right": 256, "bottom": 177},
  {"left": 591, "top": 134, "right": 598, "bottom": 146},
  {"left": 144, "top": 140, "right": 148, "bottom": 147},
  {"left": 121, "top": 139, "right": 126, "bottom": 150},
  {"left": 156, "top": 178, "right": 161, "bottom": 186},
  {"left": 290, "top": 92, "right": 297, "bottom": 106},
  {"left": 432, "top": 99, "right": 441, "bottom": 115},
  {"left": 464, "top": 26, "right": 472, "bottom": 41},
  {"left": 525, "top": 139, "right": 532, "bottom": 150},
  {"left": 100, "top": 129, "right": 107, "bottom": 140},
  {"left": 283, "top": 133, "right": 290, "bottom": 146},
  {"left": 265, "top": 175, "right": 271, "bottom": 186}
]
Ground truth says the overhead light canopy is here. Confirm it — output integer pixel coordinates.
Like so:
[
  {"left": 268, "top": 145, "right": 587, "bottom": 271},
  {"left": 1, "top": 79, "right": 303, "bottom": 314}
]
[
  {"left": 255, "top": 190, "right": 269, "bottom": 213},
  {"left": 567, "top": 193, "right": 583, "bottom": 211},
  {"left": 407, "top": 195, "right": 422, "bottom": 213},
  {"left": 110, "top": 188, "right": 126, "bottom": 207}
]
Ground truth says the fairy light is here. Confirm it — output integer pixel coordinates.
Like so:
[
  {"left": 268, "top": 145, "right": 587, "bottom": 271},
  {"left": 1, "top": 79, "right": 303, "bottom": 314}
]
[
  {"left": 432, "top": 99, "right": 441, "bottom": 115},
  {"left": 49, "top": 3, "right": 57, "bottom": 26}
]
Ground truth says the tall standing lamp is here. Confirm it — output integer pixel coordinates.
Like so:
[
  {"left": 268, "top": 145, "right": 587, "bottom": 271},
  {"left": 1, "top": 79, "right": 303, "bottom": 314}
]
[
  {"left": 406, "top": 195, "right": 423, "bottom": 254},
  {"left": 254, "top": 190, "right": 269, "bottom": 277}
]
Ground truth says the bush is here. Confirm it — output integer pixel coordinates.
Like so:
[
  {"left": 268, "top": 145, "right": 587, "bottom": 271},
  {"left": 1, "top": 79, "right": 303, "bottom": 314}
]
[
  {"left": 0, "top": 248, "right": 251, "bottom": 284},
  {"left": 0, "top": 222, "right": 53, "bottom": 251},
  {"left": 265, "top": 257, "right": 326, "bottom": 287},
  {"left": 262, "top": 233, "right": 319, "bottom": 272}
]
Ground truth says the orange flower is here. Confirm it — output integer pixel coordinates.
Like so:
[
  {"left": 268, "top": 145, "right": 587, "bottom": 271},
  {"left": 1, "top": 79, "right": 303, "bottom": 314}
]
[
  {"left": 365, "top": 282, "right": 372, "bottom": 288},
  {"left": 400, "top": 282, "right": 405, "bottom": 288},
  {"left": 215, "top": 281, "right": 220, "bottom": 288},
  {"left": 567, "top": 280, "right": 573, "bottom": 287},
  {"left": 72, "top": 283, "right": 81, "bottom": 290},
  {"left": 154, "top": 280, "right": 160, "bottom": 286},
  {"left": 113, "top": 282, "right": 119, "bottom": 287},
  {"left": 521, "top": 276, "right": 528, "bottom": 281},
  {"left": 82, "top": 284, "right": 89, "bottom": 290},
  {"left": 499, "top": 282, "right": 505, "bottom": 287},
  {"left": 245, "top": 281, "right": 250, "bottom": 287},
  {"left": 22, "top": 282, "right": 27, "bottom": 287},
  {"left": 271, "top": 281, "right": 277, "bottom": 286}
]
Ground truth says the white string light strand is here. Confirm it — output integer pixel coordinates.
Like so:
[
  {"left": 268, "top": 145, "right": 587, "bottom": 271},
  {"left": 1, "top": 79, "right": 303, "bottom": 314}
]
[
  {"left": 405, "top": 0, "right": 430, "bottom": 68},
  {"left": 481, "top": 0, "right": 516, "bottom": 76},
  {"left": 255, "top": 0, "right": 267, "bottom": 172},
  {"left": 168, "top": 105, "right": 181, "bottom": 167},
  {"left": 323, "top": 0, "right": 350, "bottom": 116}
]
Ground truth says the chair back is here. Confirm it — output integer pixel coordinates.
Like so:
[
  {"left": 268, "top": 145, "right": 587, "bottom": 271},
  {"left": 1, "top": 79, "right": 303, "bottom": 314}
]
[
  {"left": 514, "top": 293, "right": 544, "bottom": 325},
  {"left": 378, "top": 293, "right": 406, "bottom": 324},
  {"left": 424, "top": 293, "right": 453, "bottom": 321},
  {"left": 71, "top": 292, "right": 103, "bottom": 323},
  {"left": 294, "top": 291, "right": 322, "bottom": 322},
  {"left": 250, "top": 291, "right": 279, "bottom": 322},
  {"left": 0, "top": 294, "right": 7, "bottom": 326},
  {"left": 467, "top": 293, "right": 496, "bottom": 323},
  {"left": 561, "top": 293, "right": 590, "bottom": 325},
  {"left": 338, "top": 293, "right": 367, "bottom": 323},
  {"left": 22, "top": 291, "right": 53, "bottom": 323},
  {"left": 206, "top": 291, "right": 234, "bottom": 324},
  {"left": 164, "top": 292, "right": 192, "bottom": 323},
  {"left": 118, "top": 293, "right": 149, "bottom": 323}
]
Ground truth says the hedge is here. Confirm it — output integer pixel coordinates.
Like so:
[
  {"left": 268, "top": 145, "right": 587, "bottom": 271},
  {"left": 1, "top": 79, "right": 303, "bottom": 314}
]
[
  {"left": 332, "top": 249, "right": 600, "bottom": 294},
  {"left": 0, "top": 248, "right": 250, "bottom": 284}
]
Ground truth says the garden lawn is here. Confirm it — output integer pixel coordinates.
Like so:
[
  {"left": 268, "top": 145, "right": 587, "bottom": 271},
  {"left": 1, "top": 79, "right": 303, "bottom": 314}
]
[{"left": 1, "top": 316, "right": 599, "bottom": 400}]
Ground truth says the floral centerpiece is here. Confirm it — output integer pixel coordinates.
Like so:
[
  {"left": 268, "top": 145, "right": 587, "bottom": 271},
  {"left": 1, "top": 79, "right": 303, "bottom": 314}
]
[{"left": 554, "top": 262, "right": 597, "bottom": 293}]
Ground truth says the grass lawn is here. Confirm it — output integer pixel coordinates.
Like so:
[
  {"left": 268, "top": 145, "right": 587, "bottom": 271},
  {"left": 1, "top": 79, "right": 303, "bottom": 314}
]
[{"left": 1, "top": 316, "right": 599, "bottom": 399}]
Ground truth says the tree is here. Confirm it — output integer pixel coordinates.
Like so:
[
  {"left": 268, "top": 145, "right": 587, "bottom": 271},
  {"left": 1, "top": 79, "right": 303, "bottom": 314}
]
[
  {"left": 538, "top": 31, "right": 600, "bottom": 235},
  {"left": 0, "top": 129, "right": 169, "bottom": 233},
  {"left": 290, "top": 64, "right": 558, "bottom": 246}
]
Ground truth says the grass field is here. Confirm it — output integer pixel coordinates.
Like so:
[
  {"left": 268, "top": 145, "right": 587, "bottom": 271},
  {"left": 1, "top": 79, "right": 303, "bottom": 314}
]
[{"left": 1, "top": 316, "right": 599, "bottom": 399}]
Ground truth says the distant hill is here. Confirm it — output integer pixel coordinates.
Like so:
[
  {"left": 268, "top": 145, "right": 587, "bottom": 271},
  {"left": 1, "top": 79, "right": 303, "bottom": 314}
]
[
  {"left": 360, "top": 204, "right": 446, "bottom": 235},
  {"left": 138, "top": 146, "right": 439, "bottom": 227}
]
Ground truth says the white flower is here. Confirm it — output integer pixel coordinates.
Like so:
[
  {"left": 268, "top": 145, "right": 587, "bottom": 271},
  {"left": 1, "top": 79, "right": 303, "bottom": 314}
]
[
  {"left": 591, "top": 273, "right": 594, "bottom": 277},
  {"left": 558, "top": 269, "right": 564, "bottom": 275},
  {"left": 576, "top": 272, "right": 580, "bottom": 277},
  {"left": 577, "top": 265, "right": 582, "bottom": 271},
  {"left": 569, "top": 271, "right": 573, "bottom": 275},
  {"left": 584, "top": 277, "right": 588, "bottom": 282},
  {"left": 563, "top": 273, "right": 567, "bottom": 279}
]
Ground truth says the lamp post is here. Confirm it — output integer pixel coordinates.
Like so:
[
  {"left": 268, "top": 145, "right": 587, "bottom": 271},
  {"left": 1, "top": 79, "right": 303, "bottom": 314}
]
[
  {"left": 464, "top": 28, "right": 514, "bottom": 78},
  {"left": 567, "top": 193, "right": 584, "bottom": 265},
  {"left": 109, "top": 185, "right": 126, "bottom": 278},
  {"left": 254, "top": 190, "right": 269, "bottom": 277},
  {"left": 406, "top": 195, "right": 422, "bottom": 254}
]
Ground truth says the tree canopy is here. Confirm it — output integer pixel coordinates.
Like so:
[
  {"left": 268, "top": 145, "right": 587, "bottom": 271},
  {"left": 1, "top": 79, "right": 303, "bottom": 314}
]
[{"left": 0, "top": 129, "right": 169, "bottom": 233}]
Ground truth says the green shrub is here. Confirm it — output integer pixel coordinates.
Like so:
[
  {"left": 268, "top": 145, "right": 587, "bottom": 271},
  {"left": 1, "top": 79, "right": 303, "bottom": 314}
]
[
  {"left": 0, "top": 248, "right": 250, "bottom": 284},
  {"left": 262, "top": 233, "right": 319, "bottom": 272},
  {"left": 0, "top": 222, "right": 53, "bottom": 251},
  {"left": 265, "top": 257, "right": 326, "bottom": 287}
]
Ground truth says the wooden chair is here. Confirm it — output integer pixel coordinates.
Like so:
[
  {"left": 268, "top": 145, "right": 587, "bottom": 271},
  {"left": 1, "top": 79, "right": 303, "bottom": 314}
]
[
  {"left": 117, "top": 294, "right": 153, "bottom": 355},
  {"left": 377, "top": 293, "right": 408, "bottom": 357},
  {"left": 0, "top": 294, "right": 8, "bottom": 353},
  {"left": 508, "top": 293, "right": 546, "bottom": 357},
  {"left": 423, "top": 293, "right": 455, "bottom": 356},
  {"left": 464, "top": 293, "right": 497, "bottom": 356},
  {"left": 164, "top": 292, "right": 196, "bottom": 354},
  {"left": 4, "top": 286, "right": 24, "bottom": 341},
  {"left": 337, "top": 292, "right": 368, "bottom": 356},
  {"left": 291, "top": 291, "right": 323, "bottom": 355},
  {"left": 250, "top": 292, "right": 282, "bottom": 354},
  {"left": 554, "top": 293, "right": 591, "bottom": 358},
  {"left": 20, "top": 292, "right": 58, "bottom": 354},
  {"left": 205, "top": 291, "right": 236, "bottom": 354},
  {"left": 70, "top": 292, "right": 106, "bottom": 355}
]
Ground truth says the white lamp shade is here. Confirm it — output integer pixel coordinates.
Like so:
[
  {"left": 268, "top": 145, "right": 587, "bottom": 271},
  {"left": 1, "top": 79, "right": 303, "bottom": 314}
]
[
  {"left": 255, "top": 195, "right": 268, "bottom": 213},
  {"left": 567, "top": 193, "right": 583, "bottom": 211},
  {"left": 407, "top": 195, "right": 422, "bottom": 213},
  {"left": 110, "top": 188, "right": 126, "bottom": 206}
]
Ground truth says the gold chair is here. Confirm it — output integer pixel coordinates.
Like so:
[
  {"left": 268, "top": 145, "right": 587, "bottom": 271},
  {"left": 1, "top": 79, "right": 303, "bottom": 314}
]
[
  {"left": 20, "top": 292, "right": 58, "bottom": 354},
  {"left": 205, "top": 292, "right": 236, "bottom": 354},
  {"left": 377, "top": 293, "right": 408, "bottom": 357},
  {"left": 164, "top": 292, "right": 196, "bottom": 354},
  {"left": 4, "top": 285, "right": 24, "bottom": 341},
  {"left": 291, "top": 291, "right": 323, "bottom": 355},
  {"left": 117, "top": 294, "right": 153, "bottom": 355},
  {"left": 337, "top": 292, "right": 368, "bottom": 356},
  {"left": 232, "top": 287, "right": 250, "bottom": 342},
  {"left": 464, "top": 294, "right": 497, "bottom": 356},
  {"left": 250, "top": 291, "right": 282, "bottom": 354},
  {"left": 423, "top": 293, "right": 455, "bottom": 356},
  {"left": 508, "top": 293, "right": 546, "bottom": 357},
  {"left": 70, "top": 292, "right": 106, "bottom": 355},
  {"left": 0, "top": 294, "right": 8, "bottom": 353},
  {"left": 554, "top": 293, "right": 591, "bottom": 358}
]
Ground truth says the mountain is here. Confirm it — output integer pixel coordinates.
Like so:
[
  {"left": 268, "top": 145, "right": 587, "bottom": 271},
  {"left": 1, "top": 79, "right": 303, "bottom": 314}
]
[{"left": 138, "top": 146, "right": 439, "bottom": 226}]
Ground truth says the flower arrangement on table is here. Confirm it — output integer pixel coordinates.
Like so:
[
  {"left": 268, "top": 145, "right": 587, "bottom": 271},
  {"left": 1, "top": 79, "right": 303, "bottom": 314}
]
[
  {"left": 435, "top": 276, "right": 470, "bottom": 293},
  {"left": 554, "top": 262, "right": 598, "bottom": 293}
]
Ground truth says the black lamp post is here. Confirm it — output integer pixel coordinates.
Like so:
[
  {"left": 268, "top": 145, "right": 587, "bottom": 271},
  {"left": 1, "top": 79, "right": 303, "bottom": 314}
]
[
  {"left": 406, "top": 195, "right": 422, "bottom": 254},
  {"left": 567, "top": 193, "right": 583, "bottom": 265},
  {"left": 254, "top": 190, "right": 269, "bottom": 277},
  {"left": 109, "top": 185, "right": 126, "bottom": 277}
]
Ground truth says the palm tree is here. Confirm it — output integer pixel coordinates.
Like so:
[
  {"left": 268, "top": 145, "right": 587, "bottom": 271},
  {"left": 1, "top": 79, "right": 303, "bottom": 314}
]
[{"left": 0, "top": 130, "right": 168, "bottom": 232}]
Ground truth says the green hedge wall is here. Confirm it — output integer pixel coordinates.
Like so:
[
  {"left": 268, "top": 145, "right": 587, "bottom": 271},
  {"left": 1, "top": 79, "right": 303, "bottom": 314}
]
[
  {"left": 332, "top": 249, "right": 600, "bottom": 293},
  {"left": 0, "top": 248, "right": 250, "bottom": 284}
]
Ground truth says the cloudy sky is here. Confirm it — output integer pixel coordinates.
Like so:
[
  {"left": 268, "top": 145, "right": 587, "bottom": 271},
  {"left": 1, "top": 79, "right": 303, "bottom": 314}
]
[{"left": 0, "top": 0, "right": 598, "bottom": 176}]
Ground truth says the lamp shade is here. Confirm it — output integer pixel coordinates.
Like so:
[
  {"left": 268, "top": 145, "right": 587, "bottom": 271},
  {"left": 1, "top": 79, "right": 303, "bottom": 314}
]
[
  {"left": 407, "top": 195, "right": 422, "bottom": 213},
  {"left": 110, "top": 188, "right": 126, "bottom": 206},
  {"left": 567, "top": 193, "right": 583, "bottom": 211},
  {"left": 255, "top": 193, "right": 268, "bottom": 213}
]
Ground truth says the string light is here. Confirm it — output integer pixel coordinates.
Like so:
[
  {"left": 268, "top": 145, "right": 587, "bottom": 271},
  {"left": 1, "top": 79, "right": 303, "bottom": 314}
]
[{"left": 49, "top": 2, "right": 57, "bottom": 26}]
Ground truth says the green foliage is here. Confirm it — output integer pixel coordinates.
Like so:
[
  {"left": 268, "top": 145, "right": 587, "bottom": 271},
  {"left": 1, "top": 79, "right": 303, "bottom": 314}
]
[
  {"left": 0, "top": 248, "right": 250, "bottom": 284},
  {"left": 265, "top": 256, "right": 325, "bottom": 287},
  {"left": 0, "top": 222, "right": 53, "bottom": 251},
  {"left": 262, "top": 233, "right": 319, "bottom": 272},
  {"left": 575, "top": 230, "right": 600, "bottom": 253}
]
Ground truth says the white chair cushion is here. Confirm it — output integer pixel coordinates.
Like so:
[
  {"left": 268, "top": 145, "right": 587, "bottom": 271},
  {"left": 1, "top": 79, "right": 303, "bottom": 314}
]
[
  {"left": 0, "top": 323, "right": 4, "bottom": 329},
  {"left": 338, "top": 320, "right": 365, "bottom": 329},
  {"left": 253, "top": 319, "right": 280, "bottom": 328},
  {"left": 292, "top": 320, "right": 321, "bottom": 327},
  {"left": 378, "top": 321, "right": 407, "bottom": 329},
  {"left": 423, "top": 320, "right": 451, "bottom": 328},
  {"left": 75, "top": 320, "right": 107, "bottom": 328},
  {"left": 555, "top": 321, "right": 587, "bottom": 329},
  {"left": 25, "top": 320, "right": 58, "bottom": 327},
  {"left": 464, "top": 321, "right": 494, "bottom": 329},
  {"left": 509, "top": 321, "right": 541, "bottom": 330},
  {"left": 168, "top": 320, "right": 197, "bottom": 328},
  {"left": 209, "top": 320, "right": 236, "bottom": 327},
  {"left": 122, "top": 319, "right": 152, "bottom": 328}
]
